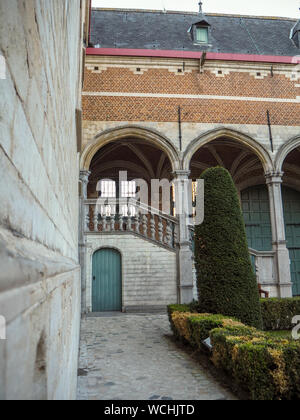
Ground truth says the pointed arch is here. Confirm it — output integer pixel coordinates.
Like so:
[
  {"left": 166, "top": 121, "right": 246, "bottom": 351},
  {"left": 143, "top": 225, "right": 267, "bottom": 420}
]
[
  {"left": 80, "top": 125, "right": 181, "bottom": 172},
  {"left": 275, "top": 135, "right": 300, "bottom": 172},
  {"left": 183, "top": 128, "right": 273, "bottom": 173}
]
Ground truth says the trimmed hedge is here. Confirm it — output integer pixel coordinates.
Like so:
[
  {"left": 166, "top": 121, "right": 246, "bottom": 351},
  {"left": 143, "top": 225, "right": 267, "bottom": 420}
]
[
  {"left": 170, "top": 297, "right": 300, "bottom": 332},
  {"left": 168, "top": 307, "right": 300, "bottom": 400},
  {"left": 261, "top": 297, "right": 300, "bottom": 331},
  {"left": 188, "top": 314, "right": 244, "bottom": 349},
  {"left": 211, "top": 327, "right": 300, "bottom": 400},
  {"left": 169, "top": 305, "right": 243, "bottom": 350},
  {"left": 167, "top": 304, "right": 191, "bottom": 338},
  {"left": 194, "top": 167, "right": 262, "bottom": 329},
  {"left": 168, "top": 304, "right": 191, "bottom": 316}
]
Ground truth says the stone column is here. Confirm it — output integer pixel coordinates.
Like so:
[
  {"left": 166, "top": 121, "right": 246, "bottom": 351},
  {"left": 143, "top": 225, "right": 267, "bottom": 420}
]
[
  {"left": 265, "top": 171, "right": 293, "bottom": 297},
  {"left": 79, "top": 170, "right": 91, "bottom": 314},
  {"left": 173, "top": 170, "right": 194, "bottom": 304}
]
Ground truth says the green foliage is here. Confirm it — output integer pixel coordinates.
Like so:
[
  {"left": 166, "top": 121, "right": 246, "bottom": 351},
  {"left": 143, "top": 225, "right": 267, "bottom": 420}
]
[
  {"left": 282, "top": 342, "right": 300, "bottom": 399},
  {"left": 188, "top": 314, "right": 237, "bottom": 348},
  {"left": 194, "top": 167, "right": 262, "bottom": 329},
  {"left": 167, "top": 304, "right": 191, "bottom": 337},
  {"left": 167, "top": 304, "right": 191, "bottom": 319},
  {"left": 210, "top": 327, "right": 278, "bottom": 400},
  {"left": 260, "top": 297, "right": 300, "bottom": 331},
  {"left": 188, "top": 300, "right": 204, "bottom": 313},
  {"left": 210, "top": 326, "right": 300, "bottom": 400},
  {"left": 169, "top": 310, "right": 300, "bottom": 400},
  {"left": 266, "top": 330, "right": 292, "bottom": 340}
]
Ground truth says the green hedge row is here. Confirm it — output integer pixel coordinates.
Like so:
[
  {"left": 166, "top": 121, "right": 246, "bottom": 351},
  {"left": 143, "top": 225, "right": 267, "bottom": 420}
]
[
  {"left": 188, "top": 314, "right": 238, "bottom": 349},
  {"left": 168, "top": 305, "right": 300, "bottom": 400},
  {"left": 260, "top": 298, "right": 300, "bottom": 331},
  {"left": 173, "top": 297, "right": 300, "bottom": 331},
  {"left": 211, "top": 327, "right": 300, "bottom": 400},
  {"left": 167, "top": 304, "right": 191, "bottom": 338}
]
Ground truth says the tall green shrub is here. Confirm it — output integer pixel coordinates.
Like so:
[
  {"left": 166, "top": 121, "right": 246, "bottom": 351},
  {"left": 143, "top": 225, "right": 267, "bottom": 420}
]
[
  {"left": 195, "top": 167, "right": 262, "bottom": 328},
  {"left": 260, "top": 297, "right": 300, "bottom": 331}
]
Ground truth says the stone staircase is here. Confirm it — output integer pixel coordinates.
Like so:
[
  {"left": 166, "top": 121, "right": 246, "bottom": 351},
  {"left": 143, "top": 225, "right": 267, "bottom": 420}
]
[{"left": 83, "top": 198, "right": 179, "bottom": 251}]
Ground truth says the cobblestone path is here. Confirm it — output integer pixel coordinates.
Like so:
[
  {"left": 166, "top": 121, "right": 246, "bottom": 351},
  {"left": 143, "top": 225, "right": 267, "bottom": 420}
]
[{"left": 77, "top": 314, "right": 235, "bottom": 400}]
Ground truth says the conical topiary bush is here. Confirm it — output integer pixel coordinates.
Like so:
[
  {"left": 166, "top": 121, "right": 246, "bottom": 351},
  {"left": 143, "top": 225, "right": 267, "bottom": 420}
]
[{"left": 195, "top": 167, "right": 263, "bottom": 329}]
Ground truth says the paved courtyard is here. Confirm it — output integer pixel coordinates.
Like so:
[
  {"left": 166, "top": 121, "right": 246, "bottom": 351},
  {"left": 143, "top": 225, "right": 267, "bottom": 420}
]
[{"left": 77, "top": 314, "right": 235, "bottom": 400}]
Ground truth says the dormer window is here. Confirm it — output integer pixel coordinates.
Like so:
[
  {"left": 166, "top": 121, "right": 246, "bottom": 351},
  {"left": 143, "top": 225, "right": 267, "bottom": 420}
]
[
  {"left": 196, "top": 26, "right": 208, "bottom": 43},
  {"left": 188, "top": 18, "right": 210, "bottom": 45},
  {"left": 188, "top": 3, "right": 210, "bottom": 45},
  {"left": 291, "top": 20, "right": 300, "bottom": 48}
]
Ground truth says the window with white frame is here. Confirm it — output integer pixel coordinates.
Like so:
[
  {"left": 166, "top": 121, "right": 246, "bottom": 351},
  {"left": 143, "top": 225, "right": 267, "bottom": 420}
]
[
  {"left": 98, "top": 180, "right": 116, "bottom": 198},
  {"left": 98, "top": 180, "right": 137, "bottom": 216},
  {"left": 121, "top": 180, "right": 136, "bottom": 216},
  {"left": 98, "top": 180, "right": 116, "bottom": 216},
  {"left": 121, "top": 180, "right": 136, "bottom": 198}
]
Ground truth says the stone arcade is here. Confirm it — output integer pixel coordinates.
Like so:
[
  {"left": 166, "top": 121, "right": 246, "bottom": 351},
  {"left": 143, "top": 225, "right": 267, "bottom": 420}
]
[
  {"left": 81, "top": 7, "right": 300, "bottom": 313},
  {"left": 1, "top": 1, "right": 300, "bottom": 400}
]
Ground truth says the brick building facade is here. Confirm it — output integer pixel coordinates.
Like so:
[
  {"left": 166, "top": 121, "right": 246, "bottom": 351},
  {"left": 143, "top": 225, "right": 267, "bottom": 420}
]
[{"left": 80, "top": 7, "right": 300, "bottom": 313}]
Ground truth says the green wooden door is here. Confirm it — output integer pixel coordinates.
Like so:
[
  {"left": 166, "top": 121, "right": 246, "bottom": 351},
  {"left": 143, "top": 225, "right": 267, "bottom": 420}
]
[
  {"left": 92, "top": 248, "right": 122, "bottom": 312},
  {"left": 283, "top": 187, "right": 300, "bottom": 296},
  {"left": 241, "top": 185, "right": 273, "bottom": 252}
]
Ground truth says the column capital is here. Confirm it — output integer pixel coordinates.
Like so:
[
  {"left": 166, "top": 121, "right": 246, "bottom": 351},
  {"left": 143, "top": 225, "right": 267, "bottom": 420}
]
[
  {"left": 265, "top": 171, "right": 284, "bottom": 185},
  {"left": 172, "top": 170, "right": 191, "bottom": 179},
  {"left": 79, "top": 170, "right": 91, "bottom": 184}
]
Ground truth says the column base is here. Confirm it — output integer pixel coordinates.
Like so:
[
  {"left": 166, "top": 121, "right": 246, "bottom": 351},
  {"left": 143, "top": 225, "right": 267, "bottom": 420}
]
[
  {"left": 178, "top": 285, "right": 194, "bottom": 304},
  {"left": 278, "top": 283, "right": 293, "bottom": 298},
  {"left": 273, "top": 244, "right": 293, "bottom": 298}
]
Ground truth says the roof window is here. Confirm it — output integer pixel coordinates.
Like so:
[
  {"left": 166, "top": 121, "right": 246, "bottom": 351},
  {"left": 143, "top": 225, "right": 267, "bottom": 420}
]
[{"left": 196, "top": 26, "right": 209, "bottom": 43}]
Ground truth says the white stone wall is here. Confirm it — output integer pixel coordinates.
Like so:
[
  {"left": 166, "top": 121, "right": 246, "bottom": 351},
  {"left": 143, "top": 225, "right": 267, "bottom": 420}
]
[
  {"left": 0, "top": 0, "right": 84, "bottom": 400},
  {"left": 85, "top": 234, "right": 177, "bottom": 312}
]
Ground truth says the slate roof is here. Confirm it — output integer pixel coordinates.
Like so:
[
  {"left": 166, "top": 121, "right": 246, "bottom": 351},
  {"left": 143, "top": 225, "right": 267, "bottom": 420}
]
[{"left": 90, "top": 8, "right": 299, "bottom": 57}]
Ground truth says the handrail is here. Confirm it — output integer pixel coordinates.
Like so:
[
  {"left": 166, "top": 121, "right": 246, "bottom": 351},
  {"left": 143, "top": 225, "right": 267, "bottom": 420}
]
[
  {"left": 249, "top": 248, "right": 275, "bottom": 257},
  {"left": 83, "top": 198, "right": 178, "bottom": 250},
  {"left": 83, "top": 198, "right": 178, "bottom": 224}
]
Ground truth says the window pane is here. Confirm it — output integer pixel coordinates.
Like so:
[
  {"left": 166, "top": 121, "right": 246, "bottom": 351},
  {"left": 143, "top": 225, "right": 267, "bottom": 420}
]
[
  {"left": 100, "top": 180, "right": 116, "bottom": 197},
  {"left": 121, "top": 181, "right": 136, "bottom": 216},
  {"left": 196, "top": 27, "right": 208, "bottom": 43},
  {"left": 121, "top": 181, "right": 136, "bottom": 198}
]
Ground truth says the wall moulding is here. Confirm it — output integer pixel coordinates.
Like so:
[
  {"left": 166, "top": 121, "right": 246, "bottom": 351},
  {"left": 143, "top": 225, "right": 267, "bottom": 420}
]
[{"left": 85, "top": 55, "right": 300, "bottom": 83}]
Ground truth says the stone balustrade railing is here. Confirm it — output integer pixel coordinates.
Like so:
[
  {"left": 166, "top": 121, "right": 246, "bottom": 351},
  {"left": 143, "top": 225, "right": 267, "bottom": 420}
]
[
  {"left": 83, "top": 199, "right": 178, "bottom": 250},
  {"left": 249, "top": 248, "right": 276, "bottom": 288}
]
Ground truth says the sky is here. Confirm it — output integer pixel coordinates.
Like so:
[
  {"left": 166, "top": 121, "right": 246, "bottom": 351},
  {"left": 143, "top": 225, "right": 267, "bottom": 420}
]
[{"left": 92, "top": 0, "right": 300, "bottom": 19}]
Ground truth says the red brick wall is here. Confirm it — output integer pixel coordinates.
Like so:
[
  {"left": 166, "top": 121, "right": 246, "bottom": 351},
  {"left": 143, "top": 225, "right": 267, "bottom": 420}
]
[{"left": 83, "top": 66, "right": 300, "bottom": 126}]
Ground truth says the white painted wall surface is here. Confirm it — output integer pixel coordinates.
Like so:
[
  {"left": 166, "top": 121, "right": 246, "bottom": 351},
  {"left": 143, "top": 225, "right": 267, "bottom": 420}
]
[{"left": 85, "top": 234, "right": 178, "bottom": 312}]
